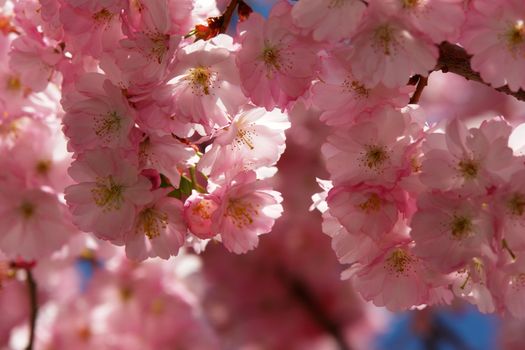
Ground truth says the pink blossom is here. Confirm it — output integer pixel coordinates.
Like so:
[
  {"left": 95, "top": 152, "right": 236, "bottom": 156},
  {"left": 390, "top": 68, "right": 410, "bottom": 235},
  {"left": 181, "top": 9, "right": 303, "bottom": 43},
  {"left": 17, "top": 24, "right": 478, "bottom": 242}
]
[
  {"left": 64, "top": 148, "right": 153, "bottom": 243},
  {"left": 198, "top": 106, "right": 290, "bottom": 179},
  {"left": 380, "top": 0, "right": 465, "bottom": 43},
  {"left": 291, "top": 0, "right": 366, "bottom": 42},
  {"left": 420, "top": 118, "right": 515, "bottom": 195},
  {"left": 321, "top": 211, "right": 406, "bottom": 266},
  {"left": 451, "top": 257, "right": 496, "bottom": 314},
  {"left": 411, "top": 192, "right": 494, "bottom": 273},
  {"left": 62, "top": 73, "right": 136, "bottom": 153},
  {"left": 347, "top": 10, "right": 438, "bottom": 88},
  {"left": 211, "top": 171, "right": 283, "bottom": 254},
  {"left": 327, "top": 184, "right": 401, "bottom": 240},
  {"left": 58, "top": 0, "right": 125, "bottom": 57},
  {"left": 9, "top": 35, "right": 62, "bottom": 92},
  {"left": 100, "top": 0, "right": 187, "bottom": 90},
  {"left": 345, "top": 243, "right": 443, "bottom": 311},
  {"left": 7, "top": 117, "right": 72, "bottom": 192},
  {"left": 495, "top": 169, "right": 525, "bottom": 254},
  {"left": 460, "top": 0, "right": 525, "bottom": 92},
  {"left": 311, "top": 53, "right": 413, "bottom": 126},
  {"left": 124, "top": 190, "right": 187, "bottom": 261},
  {"left": 183, "top": 191, "right": 220, "bottom": 240},
  {"left": 160, "top": 34, "right": 246, "bottom": 133},
  {"left": 236, "top": 7, "right": 318, "bottom": 110},
  {"left": 0, "top": 185, "right": 76, "bottom": 259},
  {"left": 322, "top": 106, "right": 412, "bottom": 186},
  {"left": 499, "top": 257, "right": 525, "bottom": 318}
]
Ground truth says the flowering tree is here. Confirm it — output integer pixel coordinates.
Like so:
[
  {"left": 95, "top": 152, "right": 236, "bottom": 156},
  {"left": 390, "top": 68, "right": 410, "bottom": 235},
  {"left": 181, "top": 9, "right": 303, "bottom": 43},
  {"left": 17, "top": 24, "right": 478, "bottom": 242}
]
[{"left": 2, "top": 0, "right": 525, "bottom": 348}]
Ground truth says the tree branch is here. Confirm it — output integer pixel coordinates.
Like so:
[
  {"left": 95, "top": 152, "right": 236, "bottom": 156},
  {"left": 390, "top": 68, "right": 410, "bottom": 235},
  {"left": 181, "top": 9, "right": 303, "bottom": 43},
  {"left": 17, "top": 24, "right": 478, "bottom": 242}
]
[
  {"left": 436, "top": 42, "right": 525, "bottom": 102},
  {"left": 220, "top": 0, "right": 239, "bottom": 34},
  {"left": 409, "top": 75, "right": 428, "bottom": 104},
  {"left": 276, "top": 270, "right": 351, "bottom": 350},
  {"left": 24, "top": 268, "right": 38, "bottom": 350}
]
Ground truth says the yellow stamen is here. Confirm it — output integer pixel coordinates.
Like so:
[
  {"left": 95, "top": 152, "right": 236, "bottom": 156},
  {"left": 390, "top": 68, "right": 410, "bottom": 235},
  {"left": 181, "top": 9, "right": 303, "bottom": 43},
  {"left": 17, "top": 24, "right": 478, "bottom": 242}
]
[{"left": 91, "top": 176, "right": 124, "bottom": 211}]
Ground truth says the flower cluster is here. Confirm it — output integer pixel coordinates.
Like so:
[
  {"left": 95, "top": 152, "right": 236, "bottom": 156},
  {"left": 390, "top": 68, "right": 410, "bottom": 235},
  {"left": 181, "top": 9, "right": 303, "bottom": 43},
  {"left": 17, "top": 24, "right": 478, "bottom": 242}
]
[
  {"left": 1, "top": 0, "right": 525, "bottom": 325},
  {"left": 0, "top": 0, "right": 292, "bottom": 262},
  {"left": 307, "top": 0, "right": 525, "bottom": 316}
]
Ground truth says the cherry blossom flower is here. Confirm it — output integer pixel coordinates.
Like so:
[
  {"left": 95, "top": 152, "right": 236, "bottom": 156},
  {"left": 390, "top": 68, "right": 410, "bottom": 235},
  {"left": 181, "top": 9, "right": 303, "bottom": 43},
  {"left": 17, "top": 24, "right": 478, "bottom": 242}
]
[
  {"left": 347, "top": 9, "right": 438, "bottom": 88},
  {"left": 461, "top": 0, "right": 525, "bottom": 92},
  {"left": 345, "top": 242, "right": 450, "bottom": 311},
  {"left": 159, "top": 34, "right": 246, "bottom": 133},
  {"left": 291, "top": 0, "right": 366, "bottom": 42},
  {"left": 326, "top": 184, "right": 401, "bottom": 240},
  {"left": 124, "top": 190, "right": 187, "bottom": 261},
  {"left": 380, "top": 0, "right": 465, "bottom": 43},
  {"left": 183, "top": 191, "right": 220, "bottom": 240},
  {"left": 0, "top": 185, "right": 76, "bottom": 259},
  {"left": 211, "top": 171, "right": 283, "bottom": 254},
  {"left": 62, "top": 74, "right": 136, "bottom": 153},
  {"left": 198, "top": 106, "right": 290, "bottom": 179},
  {"left": 64, "top": 148, "right": 153, "bottom": 242},
  {"left": 322, "top": 106, "right": 413, "bottom": 186},
  {"left": 311, "top": 53, "right": 414, "bottom": 126},
  {"left": 420, "top": 118, "right": 515, "bottom": 195},
  {"left": 494, "top": 169, "right": 525, "bottom": 255},
  {"left": 411, "top": 192, "right": 495, "bottom": 273},
  {"left": 236, "top": 5, "right": 318, "bottom": 110},
  {"left": 9, "top": 35, "right": 62, "bottom": 92},
  {"left": 58, "top": 0, "right": 125, "bottom": 57}
]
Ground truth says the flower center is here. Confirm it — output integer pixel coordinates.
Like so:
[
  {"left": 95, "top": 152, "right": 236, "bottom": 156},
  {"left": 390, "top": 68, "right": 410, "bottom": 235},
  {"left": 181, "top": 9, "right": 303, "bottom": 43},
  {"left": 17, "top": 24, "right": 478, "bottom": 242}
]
[
  {"left": 374, "top": 25, "right": 396, "bottom": 56},
  {"left": 148, "top": 33, "right": 170, "bottom": 63},
  {"left": 6, "top": 75, "right": 21, "bottom": 91},
  {"left": 508, "top": 192, "right": 525, "bottom": 216},
  {"left": 94, "top": 111, "right": 122, "bottom": 141},
  {"left": 361, "top": 144, "right": 390, "bottom": 170},
  {"left": 457, "top": 158, "right": 479, "bottom": 180},
  {"left": 226, "top": 199, "right": 259, "bottom": 229},
  {"left": 187, "top": 66, "right": 214, "bottom": 95},
  {"left": 402, "top": 0, "right": 420, "bottom": 9},
  {"left": 450, "top": 214, "right": 473, "bottom": 240},
  {"left": 328, "top": 0, "right": 346, "bottom": 9},
  {"left": 137, "top": 207, "right": 168, "bottom": 239},
  {"left": 92, "top": 8, "right": 114, "bottom": 24},
  {"left": 386, "top": 249, "right": 413, "bottom": 275},
  {"left": 234, "top": 128, "right": 255, "bottom": 150},
  {"left": 506, "top": 20, "right": 525, "bottom": 50},
  {"left": 19, "top": 201, "right": 35, "bottom": 219},
  {"left": 358, "top": 193, "right": 382, "bottom": 213},
  {"left": 77, "top": 326, "right": 92, "bottom": 342},
  {"left": 343, "top": 79, "right": 369, "bottom": 98},
  {"left": 35, "top": 159, "right": 52, "bottom": 175},
  {"left": 262, "top": 45, "right": 281, "bottom": 71},
  {"left": 91, "top": 176, "right": 124, "bottom": 211},
  {"left": 192, "top": 199, "right": 216, "bottom": 220},
  {"left": 119, "top": 286, "right": 133, "bottom": 301}
]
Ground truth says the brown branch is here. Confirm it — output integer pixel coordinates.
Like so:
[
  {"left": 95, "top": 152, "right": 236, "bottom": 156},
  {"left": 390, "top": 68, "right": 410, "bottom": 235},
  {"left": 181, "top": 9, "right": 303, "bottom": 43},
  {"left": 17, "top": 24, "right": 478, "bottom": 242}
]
[
  {"left": 436, "top": 42, "right": 525, "bottom": 102},
  {"left": 276, "top": 269, "right": 351, "bottom": 350},
  {"left": 409, "top": 75, "right": 428, "bottom": 104},
  {"left": 219, "top": 0, "right": 239, "bottom": 34},
  {"left": 24, "top": 268, "right": 38, "bottom": 350}
]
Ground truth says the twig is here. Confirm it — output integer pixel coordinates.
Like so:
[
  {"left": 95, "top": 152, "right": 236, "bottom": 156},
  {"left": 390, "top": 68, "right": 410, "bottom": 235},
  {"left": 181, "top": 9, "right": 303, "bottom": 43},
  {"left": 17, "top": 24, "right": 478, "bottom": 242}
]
[
  {"left": 436, "top": 42, "right": 525, "bottom": 102},
  {"left": 24, "top": 268, "right": 38, "bottom": 350},
  {"left": 220, "top": 0, "right": 239, "bottom": 34},
  {"left": 409, "top": 75, "right": 428, "bottom": 104},
  {"left": 277, "top": 270, "right": 351, "bottom": 350}
]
